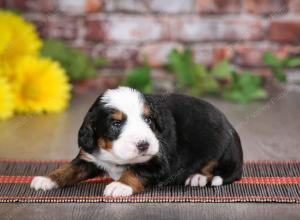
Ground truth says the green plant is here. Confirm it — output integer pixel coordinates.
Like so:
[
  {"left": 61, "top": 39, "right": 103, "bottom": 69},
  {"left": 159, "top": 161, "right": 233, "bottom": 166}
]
[
  {"left": 166, "top": 48, "right": 219, "bottom": 95},
  {"left": 263, "top": 52, "right": 300, "bottom": 82},
  {"left": 124, "top": 64, "right": 152, "bottom": 93},
  {"left": 123, "top": 48, "right": 299, "bottom": 103},
  {"left": 211, "top": 59, "right": 233, "bottom": 80},
  {"left": 41, "top": 39, "right": 107, "bottom": 81},
  {"left": 224, "top": 71, "right": 267, "bottom": 103},
  {"left": 165, "top": 48, "right": 267, "bottom": 102}
]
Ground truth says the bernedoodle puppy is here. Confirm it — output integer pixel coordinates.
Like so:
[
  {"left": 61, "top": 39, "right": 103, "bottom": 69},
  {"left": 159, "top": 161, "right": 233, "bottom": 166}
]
[{"left": 31, "top": 87, "right": 243, "bottom": 197}]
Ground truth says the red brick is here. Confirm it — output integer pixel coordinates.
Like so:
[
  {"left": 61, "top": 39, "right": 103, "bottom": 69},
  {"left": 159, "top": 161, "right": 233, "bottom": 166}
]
[
  {"left": 85, "top": 19, "right": 106, "bottom": 41},
  {"left": 193, "top": 45, "right": 214, "bottom": 65},
  {"left": 149, "top": 0, "right": 194, "bottom": 14},
  {"left": 92, "top": 44, "right": 139, "bottom": 67},
  {"left": 278, "top": 45, "right": 300, "bottom": 57},
  {"left": 139, "top": 42, "right": 183, "bottom": 67},
  {"left": 6, "top": 0, "right": 28, "bottom": 10},
  {"left": 43, "top": 16, "right": 78, "bottom": 40},
  {"left": 85, "top": 0, "right": 103, "bottom": 12},
  {"left": 57, "top": 0, "right": 88, "bottom": 15},
  {"left": 166, "top": 16, "right": 265, "bottom": 42},
  {"left": 290, "top": 0, "right": 300, "bottom": 14},
  {"left": 270, "top": 20, "right": 300, "bottom": 44},
  {"left": 104, "top": 0, "right": 148, "bottom": 13},
  {"left": 0, "top": 0, "right": 6, "bottom": 8},
  {"left": 197, "top": 0, "right": 241, "bottom": 14},
  {"left": 26, "top": 0, "right": 58, "bottom": 13},
  {"left": 213, "top": 46, "right": 233, "bottom": 63},
  {"left": 105, "top": 15, "right": 164, "bottom": 42},
  {"left": 193, "top": 45, "right": 233, "bottom": 66},
  {"left": 244, "top": 0, "right": 289, "bottom": 15},
  {"left": 233, "top": 44, "right": 276, "bottom": 67},
  {"left": 106, "top": 0, "right": 194, "bottom": 14}
]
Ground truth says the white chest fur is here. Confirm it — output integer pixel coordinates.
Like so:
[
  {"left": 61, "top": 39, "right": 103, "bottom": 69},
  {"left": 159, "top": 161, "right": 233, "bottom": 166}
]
[
  {"left": 80, "top": 149, "right": 125, "bottom": 180},
  {"left": 94, "top": 159, "right": 125, "bottom": 180}
]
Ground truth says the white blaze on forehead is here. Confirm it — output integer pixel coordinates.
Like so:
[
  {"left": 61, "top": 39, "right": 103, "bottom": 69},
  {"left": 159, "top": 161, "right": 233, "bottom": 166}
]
[{"left": 101, "top": 87, "right": 144, "bottom": 115}]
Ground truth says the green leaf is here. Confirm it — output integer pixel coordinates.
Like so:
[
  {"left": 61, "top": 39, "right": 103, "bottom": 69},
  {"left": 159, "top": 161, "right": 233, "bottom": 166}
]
[
  {"left": 167, "top": 48, "right": 196, "bottom": 89},
  {"left": 249, "top": 89, "right": 268, "bottom": 100},
  {"left": 94, "top": 57, "right": 109, "bottom": 67},
  {"left": 271, "top": 68, "right": 287, "bottom": 82},
  {"left": 283, "top": 56, "right": 300, "bottom": 67},
  {"left": 166, "top": 48, "right": 220, "bottom": 95},
  {"left": 40, "top": 39, "right": 104, "bottom": 81},
  {"left": 124, "top": 65, "right": 152, "bottom": 93},
  {"left": 263, "top": 52, "right": 282, "bottom": 67},
  {"left": 211, "top": 59, "right": 233, "bottom": 79},
  {"left": 223, "top": 71, "right": 267, "bottom": 103}
]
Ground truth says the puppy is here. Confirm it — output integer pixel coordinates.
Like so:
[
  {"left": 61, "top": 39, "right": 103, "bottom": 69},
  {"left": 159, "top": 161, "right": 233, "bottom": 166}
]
[{"left": 31, "top": 87, "right": 243, "bottom": 197}]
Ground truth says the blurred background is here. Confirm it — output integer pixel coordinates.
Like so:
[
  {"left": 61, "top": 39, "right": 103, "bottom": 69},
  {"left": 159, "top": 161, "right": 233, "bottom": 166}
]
[{"left": 0, "top": 0, "right": 299, "bottom": 161}]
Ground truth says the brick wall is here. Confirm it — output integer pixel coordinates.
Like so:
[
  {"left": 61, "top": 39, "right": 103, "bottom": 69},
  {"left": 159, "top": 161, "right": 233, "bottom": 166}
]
[{"left": 2, "top": 0, "right": 300, "bottom": 71}]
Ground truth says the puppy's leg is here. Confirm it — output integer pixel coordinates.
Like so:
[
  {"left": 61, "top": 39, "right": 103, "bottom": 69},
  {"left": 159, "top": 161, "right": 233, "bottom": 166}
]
[
  {"left": 103, "top": 157, "right": 169, "bottom": 197},
  {"left": 103, "top": 170, "right": 144, "bottom": 197},
  {"left": 30, "top": 156, "right": 99, "bottom": 191}
]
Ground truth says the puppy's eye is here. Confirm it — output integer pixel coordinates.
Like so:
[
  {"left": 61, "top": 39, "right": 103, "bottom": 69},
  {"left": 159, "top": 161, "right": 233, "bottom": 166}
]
[
  {"left": 112, "top": 120, "right": 122, "bottom": 127},
  {"left": 144, "top": 117, "right": 152, "bottom": 125}
]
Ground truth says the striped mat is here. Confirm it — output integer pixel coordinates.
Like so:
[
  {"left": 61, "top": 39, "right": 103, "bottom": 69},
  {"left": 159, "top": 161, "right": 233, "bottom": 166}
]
[{"left": 0, "top": 159, "right": 299, "bottom": 203}]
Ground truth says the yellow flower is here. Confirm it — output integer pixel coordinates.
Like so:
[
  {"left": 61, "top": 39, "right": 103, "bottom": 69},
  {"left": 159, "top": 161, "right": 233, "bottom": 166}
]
[
  {"left": 12, "top": 56, "right": 71, "bottom": 113},
  {"left": 0, "top": 74, "right": 14, "bottom": 120},
  {"left": 0, "top": 10, "right": 42, "bottom": 68}
]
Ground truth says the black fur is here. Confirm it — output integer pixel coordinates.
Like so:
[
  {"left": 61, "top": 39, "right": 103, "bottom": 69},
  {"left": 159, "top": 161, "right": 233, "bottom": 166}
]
[{"left": 77, "top": 92, "right": 243, "bottom": 189}]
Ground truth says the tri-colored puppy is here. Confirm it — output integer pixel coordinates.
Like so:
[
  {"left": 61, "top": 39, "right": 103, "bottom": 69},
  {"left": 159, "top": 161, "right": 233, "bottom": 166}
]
[{"left": 31, "top": 87, "right": 243, "bottom": 197}]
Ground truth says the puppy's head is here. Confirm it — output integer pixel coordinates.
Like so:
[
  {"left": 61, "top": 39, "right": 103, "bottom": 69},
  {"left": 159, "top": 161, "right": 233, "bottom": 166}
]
[{"left": 78, "top": 87, "right": 159, "bottom": 165}]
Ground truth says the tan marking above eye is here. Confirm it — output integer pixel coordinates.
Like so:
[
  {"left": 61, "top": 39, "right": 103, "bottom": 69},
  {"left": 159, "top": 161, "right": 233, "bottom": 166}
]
[
  {"left": 111, "top": 110, "right": 124, "bottom": 121},
  {"left": 98, "top": 137, "right": 113, "bottom": 150},
  {"left": 143, "top": 105, "right": 151, "bottom": 117}
]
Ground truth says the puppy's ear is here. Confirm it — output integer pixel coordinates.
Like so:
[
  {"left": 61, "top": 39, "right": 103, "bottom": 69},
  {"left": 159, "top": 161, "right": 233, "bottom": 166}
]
[{"left": 78, "top": 97, "right": 101, "bottom": 153}]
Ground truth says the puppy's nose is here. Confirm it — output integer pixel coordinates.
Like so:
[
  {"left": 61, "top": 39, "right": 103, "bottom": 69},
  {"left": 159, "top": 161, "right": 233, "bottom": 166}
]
[{"left": 136, "top": 141, "right": 149, "bottom": 153}]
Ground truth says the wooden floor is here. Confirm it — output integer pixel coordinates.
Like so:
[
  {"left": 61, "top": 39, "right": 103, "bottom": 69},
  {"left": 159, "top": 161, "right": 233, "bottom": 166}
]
[{"left": 0, "top": 88, "right": 300, "bottom": 220}]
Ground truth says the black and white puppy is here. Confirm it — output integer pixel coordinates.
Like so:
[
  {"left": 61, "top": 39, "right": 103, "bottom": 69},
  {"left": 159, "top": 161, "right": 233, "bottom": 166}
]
[{"left": 31, "top": 87, "right": 243, "bottom": 197}]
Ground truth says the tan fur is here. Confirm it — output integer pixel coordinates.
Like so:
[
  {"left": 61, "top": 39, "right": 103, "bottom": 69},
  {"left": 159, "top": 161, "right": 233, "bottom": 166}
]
[
  {"left": 201, "top": 160, "right": 218, "bottom": 181},
  {"left": 143, "top": 105, "right": 151, "bottom": 117},
  {"left": 119, "top": 170, "right": 145, "bottom": 193},
  {"left": 48, "top": 163, "right": 89, "bottom": 187},
  {"left": 111, "top": 110, "right": 124, "bottom": 121},
  {"left": 98, "top": 137, "right": 113, "bottom": 150}
]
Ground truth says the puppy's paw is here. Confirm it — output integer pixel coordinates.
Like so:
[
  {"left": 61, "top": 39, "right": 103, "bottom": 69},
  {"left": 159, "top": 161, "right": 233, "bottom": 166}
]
[
  {"left": 103, "top": 181, "right": 133, "bottom": 197},
  {"left": 185, "top": 174, "right": 208, "bottom": 187},
  {"left": 211, "top": 176, "right": 223, "bottom": 186},
  {"left": 30, "top": 176, "right": 58, "bottom": 191}
]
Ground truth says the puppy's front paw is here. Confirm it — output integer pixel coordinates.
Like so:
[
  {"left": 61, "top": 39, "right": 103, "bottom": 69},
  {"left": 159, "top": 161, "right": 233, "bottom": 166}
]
[
  {"left": 30, "top": 176, "right": 58, "bottom": 191},
  {"left": 103, "top": 181, "right": 133, "bottom": 197}
]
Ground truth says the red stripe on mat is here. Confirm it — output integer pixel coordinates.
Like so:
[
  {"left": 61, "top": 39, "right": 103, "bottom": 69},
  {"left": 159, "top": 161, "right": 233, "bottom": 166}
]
[
  {"left": 236, "top": 177, "right": 300, "bottom": 184},
  {"left": 0, "top": 176, "right": 112, "bottom": 183},
  {"left": 1, "top": 176, "right": 300, "bottom": 184},
  {"left": 0, "top": 195, "right": 298, "bottom": 200},
  {"left": 1, "top": 159, "right": 300, "bottom": 164}
]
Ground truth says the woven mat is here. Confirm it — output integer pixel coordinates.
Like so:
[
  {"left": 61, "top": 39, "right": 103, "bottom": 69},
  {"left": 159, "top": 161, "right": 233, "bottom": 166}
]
[{"left": 0, "top": 160, "right": 299, "bottom": 203}]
